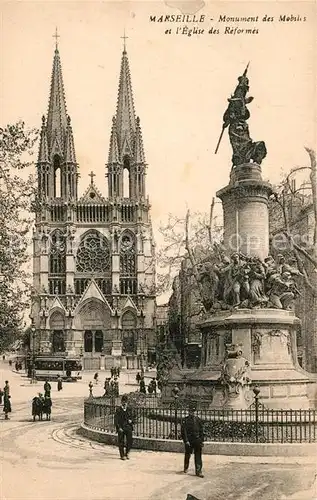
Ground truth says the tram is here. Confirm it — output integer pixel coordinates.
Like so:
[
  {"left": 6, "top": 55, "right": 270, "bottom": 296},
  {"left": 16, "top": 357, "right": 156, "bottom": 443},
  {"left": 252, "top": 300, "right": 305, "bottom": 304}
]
[{"left": 32, "top": 356, "right": 83, "bottom": 381}]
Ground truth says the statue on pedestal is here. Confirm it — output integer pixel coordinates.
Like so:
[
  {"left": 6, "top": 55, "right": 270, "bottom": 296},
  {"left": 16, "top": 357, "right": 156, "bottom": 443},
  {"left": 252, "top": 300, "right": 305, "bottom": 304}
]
[{"left": 215, "top": 64, "right": 267, "bottom": 167}]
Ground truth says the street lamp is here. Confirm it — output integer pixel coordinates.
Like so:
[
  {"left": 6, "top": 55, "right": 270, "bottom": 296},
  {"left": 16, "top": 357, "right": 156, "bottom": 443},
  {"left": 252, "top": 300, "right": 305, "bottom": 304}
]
[
  {"left": 31, "top": 324, "right": 36, "bottom": 384},
  {"left": 139, "top": 313, "right": 145, "bottom": 377},
  {"left": 172, "top": 385, "right": 180, "bottom": 439}
]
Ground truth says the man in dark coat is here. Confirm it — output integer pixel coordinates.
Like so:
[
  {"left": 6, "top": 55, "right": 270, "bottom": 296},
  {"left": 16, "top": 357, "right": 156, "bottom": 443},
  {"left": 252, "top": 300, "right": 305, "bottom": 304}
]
[
  {"left": 44, "top": 379, "right": 51, "bottom": 397},
  {"left": 139, "top": 377, "right": 146, "bottom": 394},
  {"left": 114, "top": 395, "right": 134, "bottom": 460},
  {"left": 3, "top": 381, "right": 11, "bottom": 420},
  {"left": 181, "top": 402, "right": 204, "bottom": 478}
]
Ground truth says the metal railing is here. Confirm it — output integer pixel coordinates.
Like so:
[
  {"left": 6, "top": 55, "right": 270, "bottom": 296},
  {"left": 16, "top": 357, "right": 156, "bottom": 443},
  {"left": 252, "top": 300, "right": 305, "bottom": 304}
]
[{"left": 83, "top": 397, "right": 317, "bottom": 444}]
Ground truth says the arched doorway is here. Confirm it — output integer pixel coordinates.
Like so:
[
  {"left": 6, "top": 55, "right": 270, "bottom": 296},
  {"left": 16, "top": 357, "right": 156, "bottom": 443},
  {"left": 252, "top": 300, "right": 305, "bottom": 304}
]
[
  {"left": 83, "top": 330, "right": 104, "bottom": 353},
  {"left": 50, "top": 311, "right": 65, "bottom": 353},
  {"left": 76, "top": 300, "right": 110, "bottom": 370},
  {"left": 52, "top": 330, "right": 65, "bottom": 353},
  {"left": 121, "top": 311, "right": 137, "bottom": 354}
]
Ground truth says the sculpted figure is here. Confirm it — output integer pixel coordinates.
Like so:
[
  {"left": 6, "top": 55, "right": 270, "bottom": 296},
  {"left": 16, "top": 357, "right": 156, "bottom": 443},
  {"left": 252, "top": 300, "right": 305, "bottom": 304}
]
[
  {"left": 197, "top": 259, "right": 220, "bottom": 310},
  {"left": 222, "top": 253, "right": 251, "bottom": 307},
  {"left": 267, "top": 271, "right": 300, "bottom": 310},
  {"left": 249, "top": 257, "right": 268, "bottom": 307},
  {"left": 219, "top": 344, "right": 251, "bottom": 404},
  {"left": 220, "top": 66, "right": 267, "bottom": 167}
]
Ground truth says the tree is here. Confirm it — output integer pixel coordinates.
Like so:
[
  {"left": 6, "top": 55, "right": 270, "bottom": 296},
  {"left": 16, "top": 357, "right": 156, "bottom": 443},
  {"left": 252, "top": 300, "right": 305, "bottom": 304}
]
[
  {"left": 270, "top": 147, "right": 317, "bottom": 297},
  {"left": 155, "top": 201, "right": 223, "bottom": 368},
  {"left": 156, "top": 199, "right": 223, "bottom": 295},
  {"left": 0, "top": 121, "right": 38, "bottom": 352}
]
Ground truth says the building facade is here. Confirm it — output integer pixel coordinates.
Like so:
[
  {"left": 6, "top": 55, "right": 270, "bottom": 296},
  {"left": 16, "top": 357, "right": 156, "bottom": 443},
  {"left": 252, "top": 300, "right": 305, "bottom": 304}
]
[
  {"left": 31, "top": 42, "right": 156, "bottom": 370},
  {"left": 168, "top": 257, "right": 202, "bottom": 368}
]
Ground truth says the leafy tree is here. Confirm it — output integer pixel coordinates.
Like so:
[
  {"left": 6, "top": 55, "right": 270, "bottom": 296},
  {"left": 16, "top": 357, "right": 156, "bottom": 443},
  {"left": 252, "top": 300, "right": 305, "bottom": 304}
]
[{"left": 0, "top": 121, "right": 38, "bottom": 352}]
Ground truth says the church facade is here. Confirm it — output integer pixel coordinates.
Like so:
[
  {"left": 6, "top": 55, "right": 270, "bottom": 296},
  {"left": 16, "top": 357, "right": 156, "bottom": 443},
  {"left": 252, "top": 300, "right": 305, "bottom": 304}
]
[{"left": 31, "top": 41, "right": 157, "bottom": 370}]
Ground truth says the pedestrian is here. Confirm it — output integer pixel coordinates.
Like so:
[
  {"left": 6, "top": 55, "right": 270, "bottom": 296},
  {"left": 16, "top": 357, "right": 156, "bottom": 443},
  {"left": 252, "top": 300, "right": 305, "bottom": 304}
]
[
  {"left": 151, "top": 378, "right": 157, "bottom": 395},
  {"left": 114, "top": 395, "right": 134, "bottom": 460},
  {"left": 57, "top": 375, "right": 63, "bottom": 392},
  {"left": 9, "top": 360, "right": 12, "bottom": 367},
  {"left": 4, "top": 380, "right": 10, "bottom": 397},
  {"left": 136, "top": 372, "right": 141, "bottom": 384},
  {"left": 110, "top": 367, "right": 114, "bottom": 378},
  {"left": 181, "top": 402, "right": 204, "bottom": 478},
  {"left": 44, "top": 379, "right": 51, "bottom": 397},
  {"left": 104, "top": 378, "right": 110, "bottom": 396},
  {"left": 139, "top": 377, "right": 146, "bottom": 394},
  {"left": 113, "top": 376, "right": 119, "bottom": 397},
  {"left": 94, "top": 372, "right": 99, "bottom": 385},
  {"left": 117, "top": 367, "right": 121, "bottom": 378},
  {"left": 3, "top": 381, "right": 11, "bottom": 420}
]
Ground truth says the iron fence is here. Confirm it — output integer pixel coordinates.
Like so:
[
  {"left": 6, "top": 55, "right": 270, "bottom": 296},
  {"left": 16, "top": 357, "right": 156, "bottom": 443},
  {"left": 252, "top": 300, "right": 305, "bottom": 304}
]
[{"left": 83, "top": 399, "right": 317, "bottom": 444}]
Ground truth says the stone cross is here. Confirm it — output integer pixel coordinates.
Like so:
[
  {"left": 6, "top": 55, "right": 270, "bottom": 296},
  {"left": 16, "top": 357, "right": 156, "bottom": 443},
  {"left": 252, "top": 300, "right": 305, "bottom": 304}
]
[{"left": 89, "top": 171, "right": 96, "bottom": 185}]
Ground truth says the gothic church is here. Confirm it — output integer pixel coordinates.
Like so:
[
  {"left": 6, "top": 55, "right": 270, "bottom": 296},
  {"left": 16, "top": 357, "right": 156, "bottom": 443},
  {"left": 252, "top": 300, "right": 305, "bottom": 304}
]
[{"left": 31, "top": 40, "right": 156, "bottom": 370}]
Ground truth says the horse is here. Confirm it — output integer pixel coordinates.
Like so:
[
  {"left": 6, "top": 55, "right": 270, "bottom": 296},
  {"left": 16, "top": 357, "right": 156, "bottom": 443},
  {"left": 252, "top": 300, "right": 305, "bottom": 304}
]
[{"left": 32, "top": 396, "right": 43, "bottom": 421}]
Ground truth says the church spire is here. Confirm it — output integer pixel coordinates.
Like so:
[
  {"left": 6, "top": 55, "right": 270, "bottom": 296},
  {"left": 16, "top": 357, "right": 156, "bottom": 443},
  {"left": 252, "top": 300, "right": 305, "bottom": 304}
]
[
  {"left": 46, "top": 43, "right": 68, "bottom": 156},
  {"left": 115, "top": 44, "right": 136, "bottom": 155},
  {"left": 107, "top": 42, "right": 148, "bottom": 201},
  {"left": 37, "top": 38, "right": 78, "bottom": 203}
]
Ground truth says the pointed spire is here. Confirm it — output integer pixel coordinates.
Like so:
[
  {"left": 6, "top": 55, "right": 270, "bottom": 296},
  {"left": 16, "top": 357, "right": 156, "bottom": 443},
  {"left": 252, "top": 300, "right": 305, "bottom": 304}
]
[
  {"left": 115, "top": 45, "right": 136, "bottom": 154},
  {"left": 134, "top": 117, "right": 146, "bottom": 164},
  {"left": 46, "top": 43, "right": 68, "bottom": 155},
  {"left": 108, "top": 117, "right": 120, "bottom": 163},
  {"left": 65, "top": 115, "right": 77, "bottom": 163},
  {"left": 121, "top": 29, "right": 128, "bottom": 54},
  {"left": 38, "top": 115, "right": 49, "bottom": 163}
]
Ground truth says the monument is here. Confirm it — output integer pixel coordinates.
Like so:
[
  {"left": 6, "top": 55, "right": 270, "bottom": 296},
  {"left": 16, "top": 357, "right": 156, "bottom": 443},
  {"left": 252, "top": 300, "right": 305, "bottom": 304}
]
[{"left": 163, "top": 66, "right": 314, "bottom": 409}]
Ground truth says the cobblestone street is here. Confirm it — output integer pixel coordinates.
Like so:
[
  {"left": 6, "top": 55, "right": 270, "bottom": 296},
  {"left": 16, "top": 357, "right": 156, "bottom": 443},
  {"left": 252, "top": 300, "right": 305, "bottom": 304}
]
[{"left": 1, "top": 363, "right": 316, "bottom": 500}]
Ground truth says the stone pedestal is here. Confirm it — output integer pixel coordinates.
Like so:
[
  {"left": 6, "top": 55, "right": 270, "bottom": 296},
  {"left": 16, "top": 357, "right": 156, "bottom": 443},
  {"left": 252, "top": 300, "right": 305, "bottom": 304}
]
[
  {"left": 163, "top": 163, "right": 316, "bottom": 410},
  {"left": 216, "top": 163, "right": 273, "bottom": 260},
  {"left": 178, "top": 309, "right": 314, "bottom": 409}
]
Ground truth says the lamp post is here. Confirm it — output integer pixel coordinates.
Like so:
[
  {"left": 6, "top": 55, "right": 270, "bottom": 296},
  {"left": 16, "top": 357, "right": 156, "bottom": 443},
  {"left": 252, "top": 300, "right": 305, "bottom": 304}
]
[
  {"left": 31, "top": 324, "right": 36, "bottom": 384},
  {"left": 139, "top": 313, "right": 145, "bottom": 378},
  {"left": 172, "top": 385, "right": 180, "bottom": 439},
  {"left": 253, "top": 385, "right": 261, "bottom": 443}
]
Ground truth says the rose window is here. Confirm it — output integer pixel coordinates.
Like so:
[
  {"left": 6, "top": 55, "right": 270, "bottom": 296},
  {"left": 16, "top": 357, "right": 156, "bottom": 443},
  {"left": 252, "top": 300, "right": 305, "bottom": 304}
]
[{"left": 76, "top": 232, "right": 110, "bottom": 273}]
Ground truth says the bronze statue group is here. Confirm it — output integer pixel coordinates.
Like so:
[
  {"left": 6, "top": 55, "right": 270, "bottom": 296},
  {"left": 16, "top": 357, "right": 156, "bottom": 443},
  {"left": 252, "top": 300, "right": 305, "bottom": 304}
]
[{"left": 198, "top": 250, "right": 302, "bottom": 312}]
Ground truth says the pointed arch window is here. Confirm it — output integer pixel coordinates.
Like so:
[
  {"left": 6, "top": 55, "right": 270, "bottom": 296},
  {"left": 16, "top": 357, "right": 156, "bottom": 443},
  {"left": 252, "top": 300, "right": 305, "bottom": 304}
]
[
  {"left": 122, "top": 311, "right": 137, "bottom": 354},
  {"left": 120, "top": 233, "right": 136, "bottom": 276},
  {"left": 123, "top": 156, "right": 131, "bottom": 198},
  {"left": 49, "top": 229, "right": 66, "bottom": 274},
  {"left": 76, "top": 230, "right": 111, "bottom": 273},
  {"left": 54, "top": 155, "right": 62, "bottom": 198},
  {"left": 119, "top": 232, "right": 137, "bottom": 294}
]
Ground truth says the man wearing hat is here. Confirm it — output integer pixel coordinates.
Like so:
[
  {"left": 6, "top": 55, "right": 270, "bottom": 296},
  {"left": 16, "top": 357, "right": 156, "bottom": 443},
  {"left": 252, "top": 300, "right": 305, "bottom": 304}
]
[
  {"left": 181, "top": 402, "right": 204, "bottom": 478},
  {"left": 114, "top": 395, "right": 134, "bottom": 460}
]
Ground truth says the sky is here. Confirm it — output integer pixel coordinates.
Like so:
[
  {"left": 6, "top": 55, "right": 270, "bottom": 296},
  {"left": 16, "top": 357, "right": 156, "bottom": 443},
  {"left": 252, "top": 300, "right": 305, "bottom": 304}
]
[{"left": 1, "top": 0, "right": 316, "bottom": 303}]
